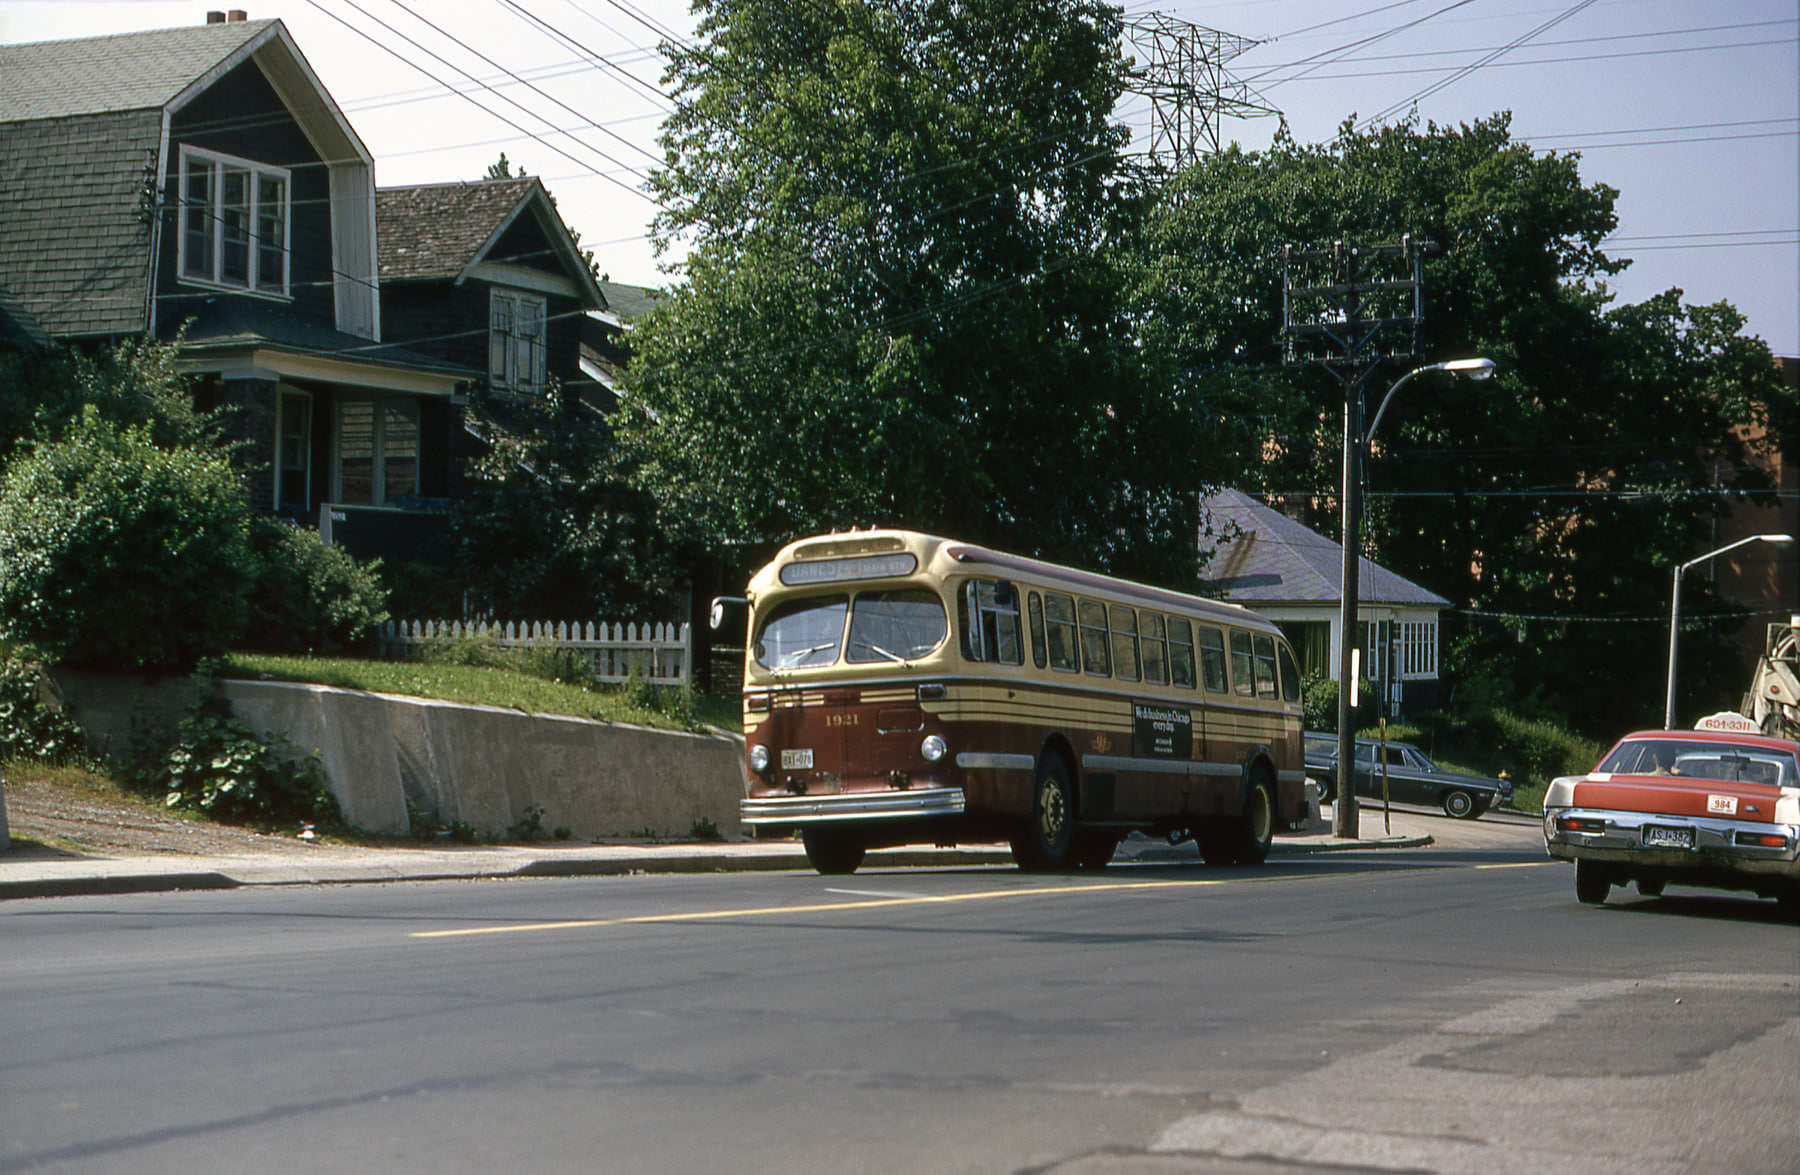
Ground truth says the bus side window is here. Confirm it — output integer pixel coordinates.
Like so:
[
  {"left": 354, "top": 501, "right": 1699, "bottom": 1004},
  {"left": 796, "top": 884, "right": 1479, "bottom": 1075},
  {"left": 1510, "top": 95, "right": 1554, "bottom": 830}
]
[
  {"left": 1044, "top": 593, "right": 1079, "bottom": 672},
  {"left": 1167, "top": 617, "right": 1196, "bottom": 688},
  {"left": 1252, "top": 633, "right": 1279, "bottom": 700},
  {"left": 1109, "top": 605, "right": 1140, "bottom": 682},
  {"left": 1140, "top": 612, "right": 1167, "bottom": 685},
  {"left": 1197, "top": 625, "right": 1228, "bottom": 692},
  {"left": 1028, "top": 591, "right": 1047, "bottom": 669},
  {"left": 962, "top": 580, "right": 1023, "bottom": 665},
  {"left": 1078, "top": 599, "right": 1111, "bottom": 677},
  {"left": 1230, "top": 631, "right": 1256, "bottom": 697},
  {"left": 1276, "top": 640, "right": 1302, "bottom": 703}
]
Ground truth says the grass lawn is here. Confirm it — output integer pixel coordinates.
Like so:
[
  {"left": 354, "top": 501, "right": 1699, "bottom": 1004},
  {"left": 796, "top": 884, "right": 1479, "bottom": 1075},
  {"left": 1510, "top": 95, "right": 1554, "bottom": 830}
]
[{"left": 221, "top": 653, "right": 743, "bottom": 734}]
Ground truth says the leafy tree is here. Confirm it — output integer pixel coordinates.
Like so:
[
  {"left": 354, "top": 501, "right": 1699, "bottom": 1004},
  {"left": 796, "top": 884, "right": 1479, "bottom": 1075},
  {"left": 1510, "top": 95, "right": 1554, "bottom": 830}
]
[
  {"left": 1134, "top": 115, "right": 1794, "bottom": 734},
  {"left": 620, "top": 0, "right": 1204, "bottom": 585},
  {"left": 0, "top": 330, "right": 222, "bottom": 461},
  {"left": 452, "top": 381, "right": 676, "bottom": 622}
]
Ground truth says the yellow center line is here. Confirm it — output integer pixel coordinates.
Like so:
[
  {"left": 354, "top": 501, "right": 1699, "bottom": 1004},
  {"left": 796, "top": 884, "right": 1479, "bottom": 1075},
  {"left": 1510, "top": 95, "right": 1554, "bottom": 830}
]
[{"left": 411, "top": 877, "right": 1233, "bottom": 939}]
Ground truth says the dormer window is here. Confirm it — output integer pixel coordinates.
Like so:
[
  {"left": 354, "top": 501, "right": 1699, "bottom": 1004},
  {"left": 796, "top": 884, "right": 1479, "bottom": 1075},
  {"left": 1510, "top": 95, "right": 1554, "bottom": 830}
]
[
  {"left": 178, "top": 145, "right": 290, "bottom": 297},
  {"left": 489, "top": 289, "right": 546, "bottom": 393}
]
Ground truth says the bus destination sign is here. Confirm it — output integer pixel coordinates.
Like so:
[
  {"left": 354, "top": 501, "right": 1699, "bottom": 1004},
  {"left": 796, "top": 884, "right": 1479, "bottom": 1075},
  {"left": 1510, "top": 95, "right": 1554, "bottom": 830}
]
[{"left": 1133, "top": 701, "right": 1191, "bottom": 759}]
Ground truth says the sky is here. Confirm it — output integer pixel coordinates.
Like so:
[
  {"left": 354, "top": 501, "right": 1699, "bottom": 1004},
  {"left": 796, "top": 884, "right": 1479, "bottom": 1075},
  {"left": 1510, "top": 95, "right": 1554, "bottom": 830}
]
[{"left": 3, "top": 0, "right": 1795, "bottom": 355}]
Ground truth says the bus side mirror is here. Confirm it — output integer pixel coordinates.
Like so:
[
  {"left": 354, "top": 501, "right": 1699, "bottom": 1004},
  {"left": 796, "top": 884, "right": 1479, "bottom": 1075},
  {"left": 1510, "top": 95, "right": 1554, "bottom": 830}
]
[{"left": 710, "top": 596, "right": 747, "bottom": 631}]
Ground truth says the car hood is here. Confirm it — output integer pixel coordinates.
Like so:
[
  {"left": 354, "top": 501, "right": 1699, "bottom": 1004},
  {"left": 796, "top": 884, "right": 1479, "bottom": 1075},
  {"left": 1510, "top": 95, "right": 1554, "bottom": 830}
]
[{"left": 1570, "top": 773, "right": 1780, "bottom": 824}]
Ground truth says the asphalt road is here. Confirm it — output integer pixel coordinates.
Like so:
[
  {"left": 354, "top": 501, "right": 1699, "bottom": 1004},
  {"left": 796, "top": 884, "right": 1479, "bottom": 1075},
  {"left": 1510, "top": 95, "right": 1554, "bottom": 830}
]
[{"left": 3, "top": 826, "right": 1796, "bottom": 1174}]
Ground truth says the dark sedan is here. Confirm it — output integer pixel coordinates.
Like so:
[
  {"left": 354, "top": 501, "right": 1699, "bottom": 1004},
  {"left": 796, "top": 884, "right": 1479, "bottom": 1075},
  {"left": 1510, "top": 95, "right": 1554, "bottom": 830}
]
[{"left": 1305, "top": 733, "right": 1513, "bottom": 818}]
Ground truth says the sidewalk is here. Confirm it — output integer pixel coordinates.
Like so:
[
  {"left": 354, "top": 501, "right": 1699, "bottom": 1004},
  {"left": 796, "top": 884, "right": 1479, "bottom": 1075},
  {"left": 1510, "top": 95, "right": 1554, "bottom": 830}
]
[{"left": 0, "top": 807, "right": 1496, "bottom": 901}]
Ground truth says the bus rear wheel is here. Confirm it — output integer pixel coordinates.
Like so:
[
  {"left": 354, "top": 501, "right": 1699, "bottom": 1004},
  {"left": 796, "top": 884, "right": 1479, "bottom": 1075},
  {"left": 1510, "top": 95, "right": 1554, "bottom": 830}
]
[
  {"left": 802, "top": 828, "right": 865, "bottom": 875},
  {"left": 1014, "top": 755, "right": 1076, "bottom": 871},
  {"left": 1200, "top": 770, "right": 1275, "bottom": 866}
]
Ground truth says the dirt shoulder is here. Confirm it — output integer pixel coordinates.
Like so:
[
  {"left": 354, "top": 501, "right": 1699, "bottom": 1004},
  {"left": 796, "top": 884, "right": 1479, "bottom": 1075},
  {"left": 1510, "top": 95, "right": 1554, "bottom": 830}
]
[{"left": 4, "top": 772, "right": 323, "bottom": 860}]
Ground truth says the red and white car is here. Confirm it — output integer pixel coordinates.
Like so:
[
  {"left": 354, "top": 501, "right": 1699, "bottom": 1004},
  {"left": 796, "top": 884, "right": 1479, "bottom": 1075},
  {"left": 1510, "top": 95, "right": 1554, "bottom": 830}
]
[{"left": 1542, "top": 724, "right": 1800, "bottom": 914}]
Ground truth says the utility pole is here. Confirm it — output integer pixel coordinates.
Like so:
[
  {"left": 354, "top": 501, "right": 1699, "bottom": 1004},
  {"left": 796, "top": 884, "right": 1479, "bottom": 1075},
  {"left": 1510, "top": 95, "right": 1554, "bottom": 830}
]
[{"left": 1278, "top": 238, "right": 1428, "bottom": 838}]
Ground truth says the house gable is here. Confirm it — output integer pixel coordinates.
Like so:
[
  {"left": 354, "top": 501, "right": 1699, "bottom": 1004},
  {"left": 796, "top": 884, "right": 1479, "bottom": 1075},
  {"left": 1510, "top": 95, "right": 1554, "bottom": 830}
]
[
  {"left": 0, "top": 18, "right": 379, "bottom": 345},
  {"left": 159, "top": 57, "right": 335, "bottom": 330}
]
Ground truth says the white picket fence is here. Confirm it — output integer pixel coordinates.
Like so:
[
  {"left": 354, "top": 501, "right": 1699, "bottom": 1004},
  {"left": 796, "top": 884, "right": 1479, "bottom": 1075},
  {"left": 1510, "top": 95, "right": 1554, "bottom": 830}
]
[{"left": 380, "top": 619, "right": 691, "bottom": 686}]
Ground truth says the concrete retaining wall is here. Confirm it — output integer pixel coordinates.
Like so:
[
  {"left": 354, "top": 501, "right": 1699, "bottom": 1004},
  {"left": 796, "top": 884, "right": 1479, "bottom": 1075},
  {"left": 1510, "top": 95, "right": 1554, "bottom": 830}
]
[
  {"left": 50, "top": 671, "right": 746, "bottom": 840},
  {"left": 220, "top": 681, "right": 746, "bottom": 840}
]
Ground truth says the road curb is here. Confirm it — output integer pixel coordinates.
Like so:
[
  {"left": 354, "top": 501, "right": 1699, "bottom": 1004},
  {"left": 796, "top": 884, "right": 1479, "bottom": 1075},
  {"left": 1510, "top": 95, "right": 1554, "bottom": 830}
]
[
  {"left": 0, "top": 830, "right": 1439, "bottom": 900},
  {"left": 0, "top": 872, "right": 240, "bottom": 901}
]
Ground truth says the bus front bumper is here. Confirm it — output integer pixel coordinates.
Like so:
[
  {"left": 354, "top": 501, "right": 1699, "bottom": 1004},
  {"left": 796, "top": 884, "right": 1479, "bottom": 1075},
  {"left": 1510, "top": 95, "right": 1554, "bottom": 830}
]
[{"left": 741, "top": 787, "right": 966, "bottom": 826}]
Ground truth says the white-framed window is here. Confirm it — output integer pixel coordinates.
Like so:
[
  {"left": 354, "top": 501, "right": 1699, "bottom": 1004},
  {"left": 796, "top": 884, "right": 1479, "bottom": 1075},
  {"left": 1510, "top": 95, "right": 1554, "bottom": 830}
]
[
  {"left": 1398, "top": 618, "right": 1439, "bottom": 679},
  {"left": 334, "top": 398, "right": 420, "bottom": 507},
  {"left": 178, "top": 145, "right": 290, "bottom": 297},
  {"left": 489, "top": 289, "right": 546, "bottom": 393},
  {"left": 276, "top": 389, "right": 312, "bottom": 511}
]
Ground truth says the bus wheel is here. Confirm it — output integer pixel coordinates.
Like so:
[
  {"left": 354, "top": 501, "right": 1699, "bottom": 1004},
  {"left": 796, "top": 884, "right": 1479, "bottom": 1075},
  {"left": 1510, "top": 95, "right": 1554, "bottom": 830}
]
[
  {"left": 1232, "top": 770, "right": 1275, "bottom": 866},
  {"left": 802, "top": 828, "right": 865, "bottom": 875},
  {"left": 1015, "top": 755, "right": 1076, "bottom": 870}
]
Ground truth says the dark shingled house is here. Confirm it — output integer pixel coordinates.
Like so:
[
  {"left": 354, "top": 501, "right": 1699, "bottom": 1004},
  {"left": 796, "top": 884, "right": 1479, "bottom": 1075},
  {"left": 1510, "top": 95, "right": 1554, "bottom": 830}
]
[{"left": 0, "top": 15, "right": 476, "bottom": 565}]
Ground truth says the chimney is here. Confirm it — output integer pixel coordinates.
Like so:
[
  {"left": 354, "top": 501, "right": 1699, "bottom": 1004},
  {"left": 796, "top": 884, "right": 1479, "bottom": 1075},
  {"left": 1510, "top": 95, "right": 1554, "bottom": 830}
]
[
  {"left": 227, "top": 9, "right": 247, "bottom": 20},
  {"left": 206, "top": 11, "right": 226, "bottom": 22}
]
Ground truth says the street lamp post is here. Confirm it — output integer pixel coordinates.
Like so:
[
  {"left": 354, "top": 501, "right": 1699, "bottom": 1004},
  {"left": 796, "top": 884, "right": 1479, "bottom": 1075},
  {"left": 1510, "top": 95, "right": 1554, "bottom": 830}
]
[
  {"left": 1663, "top": 533, "right": 1796, "bottom": 729},
  {"left": 1334, "top": 358, "right": 1495, "bottom": 839}
]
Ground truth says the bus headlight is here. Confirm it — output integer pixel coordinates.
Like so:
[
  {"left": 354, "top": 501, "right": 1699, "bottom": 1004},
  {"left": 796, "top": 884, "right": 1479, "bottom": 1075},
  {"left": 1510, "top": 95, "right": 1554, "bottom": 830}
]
[
  {"left": 920, "top": 735, "right": 947, "bottom": 763},
  {"left": 748, "top": 744, "right": 772, "bottom": 773}
]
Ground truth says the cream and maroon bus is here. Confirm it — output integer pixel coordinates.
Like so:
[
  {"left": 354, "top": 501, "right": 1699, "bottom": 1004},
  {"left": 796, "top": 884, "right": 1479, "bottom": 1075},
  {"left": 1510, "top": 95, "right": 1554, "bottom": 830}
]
[{"left": 729, "top": 530, "right": 1306, "bottom": 874}]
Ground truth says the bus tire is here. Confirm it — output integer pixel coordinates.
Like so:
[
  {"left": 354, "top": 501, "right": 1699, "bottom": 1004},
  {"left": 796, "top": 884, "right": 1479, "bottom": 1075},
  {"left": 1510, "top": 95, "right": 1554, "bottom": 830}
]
[
  {"left": 1015, "top": 755, "right": 1076, "bottom": 871},
  {"left": 802, "top": 828, "right": 865, "bottom": 875},
  {"left": 1231, "top": 769, "right": 1276, "bottom": 866}
]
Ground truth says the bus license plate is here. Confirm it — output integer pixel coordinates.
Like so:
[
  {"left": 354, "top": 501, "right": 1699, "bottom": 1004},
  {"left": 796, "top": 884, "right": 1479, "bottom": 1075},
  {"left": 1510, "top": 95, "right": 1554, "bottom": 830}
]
[
  {"left": 781, "top": 748, "right": 814, "bottom": 770},
  {"left": 1643, "top": 826, "right": 1694, "bottom": 849}
]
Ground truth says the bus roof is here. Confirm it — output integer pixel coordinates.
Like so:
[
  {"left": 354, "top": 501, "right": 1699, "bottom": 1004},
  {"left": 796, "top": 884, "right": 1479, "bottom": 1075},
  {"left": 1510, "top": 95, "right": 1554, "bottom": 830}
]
[{"left": 753, "top": 529, "right": 1276, "bottom": 633}]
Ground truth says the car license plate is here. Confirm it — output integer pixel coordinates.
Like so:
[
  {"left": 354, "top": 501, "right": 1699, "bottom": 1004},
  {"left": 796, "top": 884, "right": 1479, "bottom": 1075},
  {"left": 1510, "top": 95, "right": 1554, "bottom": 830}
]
[
  {"left": 780, "top": 748, "right": 814, "bottom": 770},
  {"left": 1643, "top": 825, "right": 1695, "bottom": 849}
]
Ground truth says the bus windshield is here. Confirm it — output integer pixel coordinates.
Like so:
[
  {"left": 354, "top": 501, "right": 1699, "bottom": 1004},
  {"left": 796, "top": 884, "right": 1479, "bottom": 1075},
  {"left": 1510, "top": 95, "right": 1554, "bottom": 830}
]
[
  {"left": 754, "top": 590, "right": 948, "bottom": 670},
  {"left": 847, "top": 589, "right": 947, "bottom": 663},
  {"left": 755, "top": 595, "right": 847, "bottom": 670}
]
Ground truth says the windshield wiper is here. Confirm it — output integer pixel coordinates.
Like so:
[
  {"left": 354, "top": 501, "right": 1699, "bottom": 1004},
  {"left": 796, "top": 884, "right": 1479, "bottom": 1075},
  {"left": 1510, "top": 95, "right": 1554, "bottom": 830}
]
[{"left": 851, "top": 639, "right": 910, "bottom": 665}]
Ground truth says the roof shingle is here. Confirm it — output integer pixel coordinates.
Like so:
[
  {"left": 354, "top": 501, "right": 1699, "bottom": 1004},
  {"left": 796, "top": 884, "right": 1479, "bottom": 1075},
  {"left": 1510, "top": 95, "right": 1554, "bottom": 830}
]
[
  {"left": 0, "top": 20, "right": 276, "bottom": 122},
  {"left": 1200, "top": 488, "right": 1450, "bottom": 608}
]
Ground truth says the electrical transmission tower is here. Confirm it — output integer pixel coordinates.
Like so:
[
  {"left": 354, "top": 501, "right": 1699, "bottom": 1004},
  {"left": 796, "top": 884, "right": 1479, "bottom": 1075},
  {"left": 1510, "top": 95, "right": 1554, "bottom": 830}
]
[{"left": 1123, "top": 12, "right": 1278, "bottom": 170}]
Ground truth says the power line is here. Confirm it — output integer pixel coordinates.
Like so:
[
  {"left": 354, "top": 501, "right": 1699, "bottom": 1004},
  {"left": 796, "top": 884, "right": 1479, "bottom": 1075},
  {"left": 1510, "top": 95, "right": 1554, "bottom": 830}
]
[
  {"left": 1360, "top": 0, "right": 1603, "bottom": 127},
  {"left": 299, "top": 0, "right": 654, "bottom": 203}
]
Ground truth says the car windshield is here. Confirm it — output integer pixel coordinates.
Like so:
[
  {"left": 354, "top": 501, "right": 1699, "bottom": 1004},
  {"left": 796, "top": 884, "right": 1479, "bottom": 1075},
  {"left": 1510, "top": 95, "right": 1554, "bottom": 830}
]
[{"left": 1599, "top": 739, "right": 1797, "bottom": 788}]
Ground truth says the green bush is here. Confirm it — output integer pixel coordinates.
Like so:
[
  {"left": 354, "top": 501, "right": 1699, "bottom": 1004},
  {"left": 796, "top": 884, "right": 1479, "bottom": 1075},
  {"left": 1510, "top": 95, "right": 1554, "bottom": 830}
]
[
  {"left": 1300, "top": 673, "right": 1375, "bottom": 733},
  {"left": 241, "top": 516, "right": 389, "bottom": 655},
  {"left": 0, "top": 652, "right": 86, "bottom": 763},
  {"left": 130, "top": 678, "right": 340, "bottom": 830},
  {"left": 0, "top": 411, "right": 253, "bottom": 673}
]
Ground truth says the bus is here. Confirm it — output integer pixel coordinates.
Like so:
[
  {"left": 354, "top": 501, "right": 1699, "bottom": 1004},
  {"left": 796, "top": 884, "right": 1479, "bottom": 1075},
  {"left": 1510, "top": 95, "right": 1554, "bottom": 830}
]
[{"left": 725, "top": 530, "right": 1307, "bottom": 875}]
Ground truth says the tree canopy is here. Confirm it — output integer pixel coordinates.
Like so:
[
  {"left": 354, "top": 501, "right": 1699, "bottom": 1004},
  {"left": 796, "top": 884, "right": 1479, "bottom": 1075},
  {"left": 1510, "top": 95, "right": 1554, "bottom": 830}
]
[
  {"left": 1133, "top": 115, "right": 1793, "bottom": 732},
  {"left": 620, "top": 0, "right": 1205, "bottom": 584}
]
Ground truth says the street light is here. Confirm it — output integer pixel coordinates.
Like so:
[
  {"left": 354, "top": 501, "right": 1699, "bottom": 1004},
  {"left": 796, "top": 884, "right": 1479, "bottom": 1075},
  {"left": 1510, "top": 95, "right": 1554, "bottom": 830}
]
[
  {"left": 1663, "top": 533, "right": 1796, "bottom": 729},
  {"left": 1334, "top": 357, "right": 1495, "bottom": 840}
]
